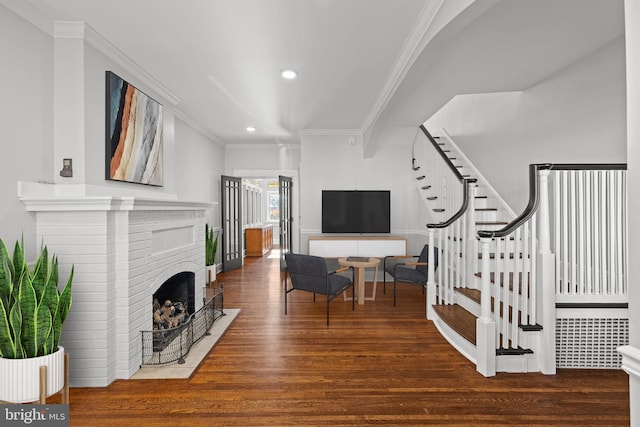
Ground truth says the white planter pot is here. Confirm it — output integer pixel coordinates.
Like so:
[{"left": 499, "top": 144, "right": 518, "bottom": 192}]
[
  {"left": 0, "top": 346, "right": 65, "bottom": 403},
  {"left": 206, "top": 264, "right": 217, "bottom": 285}
]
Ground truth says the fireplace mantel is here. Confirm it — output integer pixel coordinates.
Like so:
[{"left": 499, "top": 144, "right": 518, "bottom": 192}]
[
  {"left": 18, "top": 181, "right": 215, "bottom": 212},
  {"left": 18, "top": 181, "right": 216, "bottom": 387},
  {"left": 20, "top": 196, "right": 214, "bottom": 212}
]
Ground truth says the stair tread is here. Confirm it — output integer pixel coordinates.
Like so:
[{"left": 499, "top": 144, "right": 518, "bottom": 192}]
[
  {"left": 475, "top": 208, "right": 498, "bottom": 211},
  {"left": 476, "top": 221, "right": 509, "bottom": 225},
  {"left": 433, "top": 304, "right": 476, "bottom": 345},
  {"left": 456, "top": 283, "right": 537, "bottom": 334},
  {"left": 456, "top": 287, "right": 481, "bottom": 304}
]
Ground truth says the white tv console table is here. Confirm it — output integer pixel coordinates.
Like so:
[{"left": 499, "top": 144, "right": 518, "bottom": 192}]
[{"left": 308, "top": 236, "right": 407, "bottom": 258}]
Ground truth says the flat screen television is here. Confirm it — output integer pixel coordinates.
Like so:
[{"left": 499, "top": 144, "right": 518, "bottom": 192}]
[{"left": 322, "top": 190, "right": 390, "bottom": 233}]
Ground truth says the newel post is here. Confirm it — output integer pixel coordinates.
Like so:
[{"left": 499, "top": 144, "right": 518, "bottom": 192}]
[
  {"left": 476, "top": 236, "right": 496, "bottom": 376},
  {"left": 426, "top": 228, "right": 437, "bottom": 320},
  {"left": 537, "top": 168, "right": 557, "bottom": 374}
]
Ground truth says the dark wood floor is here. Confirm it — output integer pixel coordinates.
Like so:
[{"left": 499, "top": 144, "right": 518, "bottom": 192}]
[{"left": 64, "top": 250, "right": 629, "bottom": 426}]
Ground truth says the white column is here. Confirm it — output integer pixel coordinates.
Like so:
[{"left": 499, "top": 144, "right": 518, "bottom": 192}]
[
  {"left": 537, "top": 169, "right": 557, "bottom": 375},
  {"left": 53, "top": 22, "right": 86, "bottom": 184}
]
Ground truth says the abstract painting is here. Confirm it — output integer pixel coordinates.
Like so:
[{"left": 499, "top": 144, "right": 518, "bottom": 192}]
[{"left": 106, "top": 71, "right": 163, "bottom": 186}]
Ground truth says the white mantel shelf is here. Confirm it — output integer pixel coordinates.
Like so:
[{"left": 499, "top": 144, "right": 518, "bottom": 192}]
[
  {"left": 20, "top": 196, "right": 215, "bottom": 212},
  {"left": 18, "top": 181, "right": 216, "bottom": 211}
]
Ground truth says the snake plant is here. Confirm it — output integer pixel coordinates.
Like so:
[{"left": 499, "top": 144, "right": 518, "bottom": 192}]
[
  {"left": 205, "top": 224, "right": 218, "bottom": 267},
  {"left": 0, "top": 238, "right": 73, "bottom": 359}
]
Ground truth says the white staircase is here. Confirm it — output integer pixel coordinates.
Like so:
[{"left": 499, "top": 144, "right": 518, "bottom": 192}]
[
  {"left": 413, "top": 128, "right": 629, "bottom": 376},
  {"left": 415, "top": 126, "right": 543, "bottom": 375}
]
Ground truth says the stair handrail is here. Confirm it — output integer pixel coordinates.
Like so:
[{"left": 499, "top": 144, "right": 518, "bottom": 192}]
[
  {"left": 477, "top": 163, "right": 628, "bottom": 239},
  {"left": 420, "top": 125, "right": 477, "bottom": 228},
  {"left": 426, "top": 178, "right": 476, "bottom": 229},
  {"left": 419, "top": 125, "right": 464, "bottom": 181}
]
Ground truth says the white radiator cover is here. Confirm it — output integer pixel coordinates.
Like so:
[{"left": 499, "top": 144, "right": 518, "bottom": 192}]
[
  {"left": 556, "top": 314, "right": 629, "bottom": 369},
  {"left": 20, "top": 186, "right": 214, "bottom": 387}
]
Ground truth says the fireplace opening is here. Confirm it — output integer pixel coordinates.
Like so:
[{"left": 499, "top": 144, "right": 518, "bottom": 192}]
[{"left": 152, "top": 272, "right": 195, "bottom": 331}]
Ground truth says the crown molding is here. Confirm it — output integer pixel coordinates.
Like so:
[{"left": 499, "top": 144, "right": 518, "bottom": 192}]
[
  {"left": 297, "top": 129, "right": 362, "bottom": 137},
  {"left": 0, "top": 0, "right": 53, "bottom": 35},
  {"left": 53, "top": 20, "right": 85, "bottom": 38},
  {"left": 174, "top": 109, "right": 226, "bottom": 147},
  {"left": 225, "top": 143, "right": 301, "bottom": 150},
  {"left": 4, "top": 2, "right": 182, "bottom": 107},
  {"left": 360, "top": 0, "right": 445, "bottom": 136},
  {"left": 79, "top": 23, "right": 182, "bottom": 106}
]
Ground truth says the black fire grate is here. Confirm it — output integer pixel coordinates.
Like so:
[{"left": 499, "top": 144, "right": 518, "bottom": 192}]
[{"left": 141, "top": 287, "right": 224, "bottom": 365}]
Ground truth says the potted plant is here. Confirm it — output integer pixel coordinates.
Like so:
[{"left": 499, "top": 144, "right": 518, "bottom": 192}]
[
  {"left": 205, "top": 224, "right": 218, "bottom": 285},
  {"left": 0, "top": 238, "right": 73, "bottom": 403}
]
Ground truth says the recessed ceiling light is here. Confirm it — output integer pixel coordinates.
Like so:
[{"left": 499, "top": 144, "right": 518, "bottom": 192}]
[
  {"left": 246, "top": 126, "right": 256, "bottom": 132},
  {"left": 281, "top": 68, "right": 298, "bottom": 80}
]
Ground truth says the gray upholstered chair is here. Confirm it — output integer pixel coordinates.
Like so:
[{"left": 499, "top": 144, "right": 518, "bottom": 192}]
[
  {"left": 284, "top": 253, "right": 354, "bottom": 325},
  {"left": 383, "top": 245, "right": 438, "bottom": 307}
]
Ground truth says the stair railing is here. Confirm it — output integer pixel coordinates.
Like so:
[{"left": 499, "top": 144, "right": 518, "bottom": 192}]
[
  {"left": 416, "top": 126, "right": 477, "bottom": 319},
  {"left": 476, "top": 164, "right": 543, "bottom": 376},
  {"left": 550, "top": 165, "right": 628, "bottom": 304},
  {"left": 413, "top": 126, "right": 466, "bottom": 221},
  {"left": 476, "top": 163, "right": 627, "bottom": 376}
]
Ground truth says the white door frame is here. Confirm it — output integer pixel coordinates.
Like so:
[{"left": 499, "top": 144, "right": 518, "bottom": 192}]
[{"left": 233, "top": 169, "right": 300, "bottom": 254}]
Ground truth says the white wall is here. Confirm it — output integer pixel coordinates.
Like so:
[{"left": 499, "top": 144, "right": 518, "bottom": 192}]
[
  {"left": 299, "top": 133, "right": 425, "bottom": 254},
  {"left": 427, "top": 37, "right": 627, "bottom": 213},
  {"left": 83, "top": 41, "right": 177, "bottom": 196},
  {"left": 0, "top": 4, "right": 53, "bottom": 257},
  {"left": 0, "top": 6, "right": 226, "bottom": 258},
  {"left": 174, "top": 118, "right": 225, "bottom": 226},
  {"left": 225, "top": 143, "right": 300, "bottom": 174},
  {"left": 624, "top": 0, "right": 640, "bottom": 424},
  {"left": 626, "top": 0, "right": 640, "bottom": 352}
]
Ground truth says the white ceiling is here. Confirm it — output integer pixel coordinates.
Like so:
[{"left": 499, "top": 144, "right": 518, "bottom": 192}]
[
  {"left": 5, "top": 0, "right": 626, "bottom": 148},
  {"left": 16, "top": 0, "right": 427, "bottom": 145}
]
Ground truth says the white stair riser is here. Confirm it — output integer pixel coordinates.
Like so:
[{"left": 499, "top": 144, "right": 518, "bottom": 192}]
[{"left": 474, "top": 210, "right": 498, "bottom": 222}]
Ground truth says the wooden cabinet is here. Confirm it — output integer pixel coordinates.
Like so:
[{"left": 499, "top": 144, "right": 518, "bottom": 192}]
[{"left": 246, "top": 225, "right": 273, "bottom": 257}]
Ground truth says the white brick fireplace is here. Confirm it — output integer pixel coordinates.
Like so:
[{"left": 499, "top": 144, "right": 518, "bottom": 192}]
[{"left": 19, "top": 183, "right": 214, "bottom": 387}]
